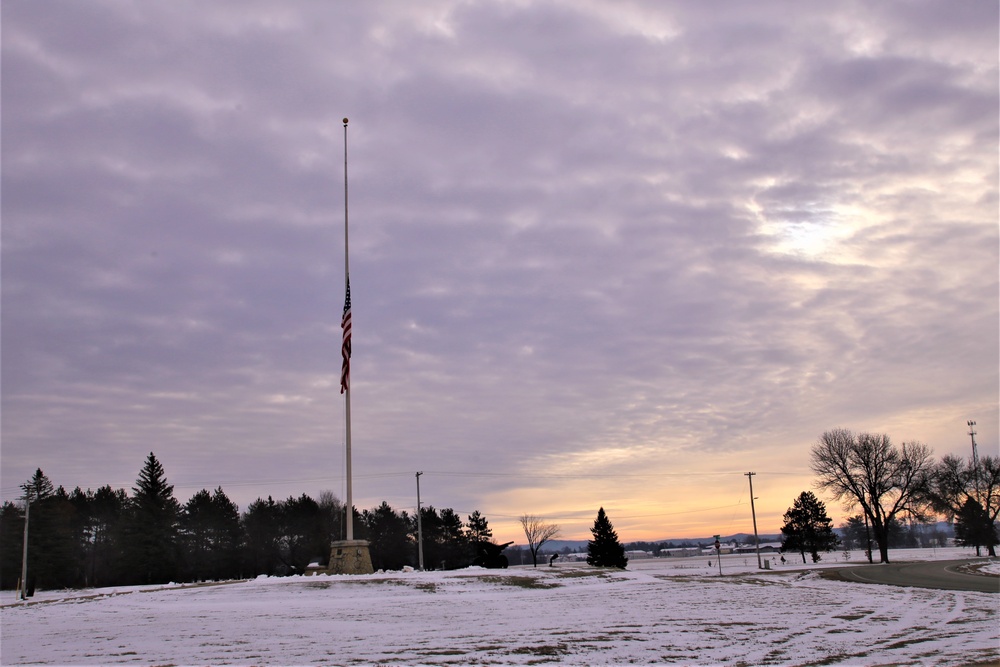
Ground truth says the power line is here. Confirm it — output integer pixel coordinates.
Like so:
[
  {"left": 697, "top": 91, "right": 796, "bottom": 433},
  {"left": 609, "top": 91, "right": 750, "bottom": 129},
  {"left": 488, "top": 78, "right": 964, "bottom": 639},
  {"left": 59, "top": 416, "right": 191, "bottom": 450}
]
[
  {"left": 451, "top": 501, "right": 746, "bottom": 523},
  {"left": 420, "top": 469, "right": 807, "bottom": 480}
]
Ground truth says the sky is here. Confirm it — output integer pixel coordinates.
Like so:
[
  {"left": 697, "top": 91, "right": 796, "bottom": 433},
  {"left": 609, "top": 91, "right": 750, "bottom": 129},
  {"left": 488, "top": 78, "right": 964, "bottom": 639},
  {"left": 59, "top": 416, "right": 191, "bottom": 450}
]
[{"left": 2, "top": 1, "right": 997, "bottom": 544}]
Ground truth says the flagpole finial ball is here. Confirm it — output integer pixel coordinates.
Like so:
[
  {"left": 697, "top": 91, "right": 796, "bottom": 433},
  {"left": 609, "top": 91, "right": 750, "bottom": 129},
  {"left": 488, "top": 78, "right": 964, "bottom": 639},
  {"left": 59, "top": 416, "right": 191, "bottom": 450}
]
[{"left": 343, "top": 118, "right": 349, "bottom": 125}]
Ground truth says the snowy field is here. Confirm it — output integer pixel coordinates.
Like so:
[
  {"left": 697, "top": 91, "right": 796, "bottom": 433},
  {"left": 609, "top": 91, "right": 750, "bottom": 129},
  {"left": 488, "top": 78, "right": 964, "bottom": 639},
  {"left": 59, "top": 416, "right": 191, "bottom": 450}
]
[{"left": 2, "top": 548, "right": 997, "bottom": 666}]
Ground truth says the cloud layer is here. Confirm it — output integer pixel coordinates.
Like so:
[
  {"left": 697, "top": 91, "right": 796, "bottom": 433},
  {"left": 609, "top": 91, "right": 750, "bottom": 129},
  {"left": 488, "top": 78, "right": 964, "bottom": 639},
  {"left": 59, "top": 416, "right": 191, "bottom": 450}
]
[{"left": 3, "top": 1, "right": 997, "bottom": 541}]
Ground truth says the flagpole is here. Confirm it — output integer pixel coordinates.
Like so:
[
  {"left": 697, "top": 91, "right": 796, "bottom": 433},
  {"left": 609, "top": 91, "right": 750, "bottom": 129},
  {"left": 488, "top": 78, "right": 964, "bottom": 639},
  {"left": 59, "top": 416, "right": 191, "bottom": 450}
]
[
  {"left": 343, "top": 117, "right": 353, "bottom": 542},
  {"left": 327, "top": 118, "right": 371, "bottom": 574}
]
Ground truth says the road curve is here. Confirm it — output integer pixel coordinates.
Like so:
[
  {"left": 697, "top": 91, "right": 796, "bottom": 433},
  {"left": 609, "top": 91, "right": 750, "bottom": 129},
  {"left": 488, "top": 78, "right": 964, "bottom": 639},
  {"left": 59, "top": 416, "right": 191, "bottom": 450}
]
[{"left": 822, "top": 559, "right": 999, "bottom": 593}]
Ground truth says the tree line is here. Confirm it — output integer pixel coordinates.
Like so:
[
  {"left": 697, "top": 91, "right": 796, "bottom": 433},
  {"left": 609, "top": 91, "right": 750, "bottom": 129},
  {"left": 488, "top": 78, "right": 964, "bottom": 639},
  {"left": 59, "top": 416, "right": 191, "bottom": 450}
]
[
  {"left": 4, "top": 428, "right": 996, "bottom": 589},
  {"left": 0, "top": 453, "right": 504, "bottom": 592},
  {"left": 615, "top": 517, "right": 948, "bottom": 557}
]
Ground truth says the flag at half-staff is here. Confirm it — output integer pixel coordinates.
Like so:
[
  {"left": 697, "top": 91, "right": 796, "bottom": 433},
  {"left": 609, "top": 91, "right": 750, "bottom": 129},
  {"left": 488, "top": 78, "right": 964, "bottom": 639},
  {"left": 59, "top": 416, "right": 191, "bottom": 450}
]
[
  {"left": 325, "top": 116, "right": 371, "bottom": 572},
  {"left": 340, "top": 276, "right": 352, "bottom": 394}
]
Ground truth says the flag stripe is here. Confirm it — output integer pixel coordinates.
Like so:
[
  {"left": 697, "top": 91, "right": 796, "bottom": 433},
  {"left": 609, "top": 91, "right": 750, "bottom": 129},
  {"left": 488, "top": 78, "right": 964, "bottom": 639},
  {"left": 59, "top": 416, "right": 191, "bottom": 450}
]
[{"left": 340, "top": 277, "right": 352, "bottom": 394}]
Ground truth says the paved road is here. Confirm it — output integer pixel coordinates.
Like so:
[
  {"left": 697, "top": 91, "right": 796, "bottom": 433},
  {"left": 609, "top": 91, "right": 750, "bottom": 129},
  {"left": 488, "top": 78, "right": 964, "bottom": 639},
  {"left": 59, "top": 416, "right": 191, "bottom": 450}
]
[{"left": 823, "top": 559, "right": 999, "bottom": 593}]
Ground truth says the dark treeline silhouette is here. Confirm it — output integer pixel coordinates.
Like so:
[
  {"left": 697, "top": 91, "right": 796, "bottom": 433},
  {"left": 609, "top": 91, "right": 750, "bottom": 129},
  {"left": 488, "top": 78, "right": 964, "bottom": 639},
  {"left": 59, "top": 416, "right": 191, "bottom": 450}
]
[
  {"left": 1, "top": 454, "right": 497, "bottom": 591},
  {"left": 619, "top": 524, "right": 950, "bottom": 558},
  {"left": 837, "top": 515, "right": 953, "bottom": 552}
]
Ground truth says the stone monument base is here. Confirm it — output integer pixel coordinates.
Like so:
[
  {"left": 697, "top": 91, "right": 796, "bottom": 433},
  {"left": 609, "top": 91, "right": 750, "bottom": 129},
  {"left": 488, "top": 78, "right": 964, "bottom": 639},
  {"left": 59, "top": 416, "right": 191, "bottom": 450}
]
[{"left": 327, "top": 539, "right": 374, "bottom": 575}]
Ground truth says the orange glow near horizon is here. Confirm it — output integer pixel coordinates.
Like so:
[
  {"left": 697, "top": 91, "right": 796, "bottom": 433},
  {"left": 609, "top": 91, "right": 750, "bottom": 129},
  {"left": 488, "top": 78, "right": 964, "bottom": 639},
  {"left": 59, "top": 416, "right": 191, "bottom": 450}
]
[
  {"left": 479, "top": 474, "right": 860, "bottom": 546},
  {"left": 486, "top": 500, "right": 866, "bottom": 546},
  {"left": 473, "top": 415, "right": 979, "bottom": 545}
]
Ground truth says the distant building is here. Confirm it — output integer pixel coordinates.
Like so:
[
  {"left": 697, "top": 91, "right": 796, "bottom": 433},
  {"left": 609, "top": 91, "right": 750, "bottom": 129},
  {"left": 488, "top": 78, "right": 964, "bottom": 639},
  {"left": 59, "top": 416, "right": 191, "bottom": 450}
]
[
  {"left": 735, "top": 541, "right": 781, "bottom": 554},
  {"left": 701, "top": 542, "right": 736, "bottom": 556}
]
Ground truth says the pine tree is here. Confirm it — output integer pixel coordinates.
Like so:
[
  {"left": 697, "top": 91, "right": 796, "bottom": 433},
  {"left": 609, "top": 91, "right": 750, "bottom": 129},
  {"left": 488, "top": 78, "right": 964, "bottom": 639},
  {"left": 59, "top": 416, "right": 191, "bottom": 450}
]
[
  {"left": 87, "top": 486, "right": 129, "bottom": 586},
  {"left": 21, "top": 469, "right": 55, "bottom": 501},
  {"left": 40, "top": 486, "right": 84, "bottom": 589},
  {"left": 586, "top": 507, "right": 628, "bottom": 569},
  {"left": 279, "top": 494, "right": 326, "bottom": 574},
  {"left": 17, "top": 471, "right": 83, "bottom": 590},
  {"left": 242, "top": 496, "right": 282, "bottom": 576},
  {"left": 124, "top": 453, "right": 180, "bottom": 584},
  {"left": 955, "top": 498, "right": 999, "bottom": 554},
  {"left": 780, "top": 491, "right": 839, "bottom": 563},
  {"left": 362, "top": 501, "right": 412, "bottom": 571},
  {"left": 0, "top": 502, "right": 25, "bottom": 589},
  {"left": 838, "top": 515, "right": 870, "bottom": 553},
  {"left": 208, "top": 487, "right": 242, "bottom": 579},
  {"left": 465, "top": 510, "right": 493, "bottom": 545},
  {"left": 181, "top": 489, "right": 215, "bottom": 580},
  {"left": 438, "top": 508, "right": 470, "bottom": 569}
]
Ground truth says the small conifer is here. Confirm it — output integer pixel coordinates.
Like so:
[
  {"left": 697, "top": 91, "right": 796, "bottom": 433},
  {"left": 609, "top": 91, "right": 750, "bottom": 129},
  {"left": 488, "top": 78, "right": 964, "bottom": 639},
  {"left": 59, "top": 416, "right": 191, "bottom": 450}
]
[
  {"left": 586, "top": 507, "right": 628, "bottom": 569},
  {"left": 780, "top": 491, "right": 839, "bottom": 563}
]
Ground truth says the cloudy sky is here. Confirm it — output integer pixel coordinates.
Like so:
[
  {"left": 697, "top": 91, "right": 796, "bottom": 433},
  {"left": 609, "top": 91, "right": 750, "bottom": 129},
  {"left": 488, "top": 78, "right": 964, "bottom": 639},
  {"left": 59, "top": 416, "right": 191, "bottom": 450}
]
[{"left": 2, "top": 1, "right": 997, "bottom": 543}]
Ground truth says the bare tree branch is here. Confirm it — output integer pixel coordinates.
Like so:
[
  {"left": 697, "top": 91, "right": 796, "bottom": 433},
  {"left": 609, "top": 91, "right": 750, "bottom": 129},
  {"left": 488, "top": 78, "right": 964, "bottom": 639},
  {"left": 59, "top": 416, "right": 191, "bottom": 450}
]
[
  {"left": 810, "top": 429, "right": 933, "bottom": 563},
  {"left": 519, "top": 514, "right": 560, "bottom": 567}
]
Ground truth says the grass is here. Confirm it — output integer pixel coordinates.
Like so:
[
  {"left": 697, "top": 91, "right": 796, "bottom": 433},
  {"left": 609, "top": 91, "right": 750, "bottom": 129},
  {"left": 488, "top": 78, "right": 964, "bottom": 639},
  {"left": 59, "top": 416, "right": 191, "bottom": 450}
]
[
  {"left": 832, "top": 612, "right": 870, "bottom": 621},
  {"left": 883, "top": 635, "right": 936, "bottom": 651},
  {"left": 554, "top": 568, "right": 608, "bottom": 579},
  {"left": 509, "top": 643, "right": 569, "bottom": 656},
  {"left": 798, "top": 652, "right": 870, "bottom": 667},
  {"left": 303, "top": 581, "right": 333, "bottom": 590},
  {"left": 417, "top": 648, "right": 466, "bottom": 655},
  {"left": 491, "top": 575, "right": 561, "bottom": 589}
]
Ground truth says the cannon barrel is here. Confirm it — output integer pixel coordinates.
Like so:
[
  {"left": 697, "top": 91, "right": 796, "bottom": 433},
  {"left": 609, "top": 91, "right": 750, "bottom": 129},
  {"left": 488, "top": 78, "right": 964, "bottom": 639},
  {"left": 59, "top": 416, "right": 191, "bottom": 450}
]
[
  {"left": 478, "top": 540, "right": 513, "bottom": 556},
  {"left": 474, "top": 541, "right": 513, "bottom": 568}
]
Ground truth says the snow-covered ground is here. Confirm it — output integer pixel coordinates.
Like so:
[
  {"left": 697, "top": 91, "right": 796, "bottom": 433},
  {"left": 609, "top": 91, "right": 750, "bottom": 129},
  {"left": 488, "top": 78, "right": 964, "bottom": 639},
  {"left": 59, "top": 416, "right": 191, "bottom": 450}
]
[{"left": 2, "top": 548, "right": 997, "bottom": 666}]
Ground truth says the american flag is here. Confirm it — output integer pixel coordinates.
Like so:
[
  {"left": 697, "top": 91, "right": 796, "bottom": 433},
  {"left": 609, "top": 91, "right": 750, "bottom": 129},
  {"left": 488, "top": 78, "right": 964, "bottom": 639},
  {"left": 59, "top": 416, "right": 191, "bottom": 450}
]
[{"left": 340, "top": 277, "right": 352, "bottom": 394}]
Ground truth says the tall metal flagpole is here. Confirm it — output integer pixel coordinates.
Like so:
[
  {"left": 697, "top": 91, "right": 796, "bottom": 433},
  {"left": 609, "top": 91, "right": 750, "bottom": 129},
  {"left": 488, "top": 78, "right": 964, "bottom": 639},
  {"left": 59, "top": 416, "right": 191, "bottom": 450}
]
[
  {"left": 343, "top": 117, "right": 353, "bottom": 542},
  {"left": 327, "top": 118, "right": 372, "bottom": 574},
  {"left": 327, "top": 118, "right": 371, "bottom": 574}
]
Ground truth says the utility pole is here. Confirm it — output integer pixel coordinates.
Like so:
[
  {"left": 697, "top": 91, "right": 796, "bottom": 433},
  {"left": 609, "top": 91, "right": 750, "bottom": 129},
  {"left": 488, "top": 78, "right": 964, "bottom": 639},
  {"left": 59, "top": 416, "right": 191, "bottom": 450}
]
[
  {"left": 968, "top": 420, "right": 981, "bottom": 503},
  {"left": 415, "top": 472, "right": 424, "bottom": 571},
  {"left": 745, "top": 472, "right": 762, "bottom": 569},
  {"left": 19, "top": 488, "right": 31, "bottom": 600}
]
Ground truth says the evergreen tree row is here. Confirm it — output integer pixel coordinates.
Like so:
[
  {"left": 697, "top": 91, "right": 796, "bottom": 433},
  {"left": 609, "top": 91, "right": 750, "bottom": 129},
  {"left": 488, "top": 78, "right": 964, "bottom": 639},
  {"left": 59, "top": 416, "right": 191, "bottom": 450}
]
[{"left": 0, "top": 454, "right": 499, "bottom": 591}]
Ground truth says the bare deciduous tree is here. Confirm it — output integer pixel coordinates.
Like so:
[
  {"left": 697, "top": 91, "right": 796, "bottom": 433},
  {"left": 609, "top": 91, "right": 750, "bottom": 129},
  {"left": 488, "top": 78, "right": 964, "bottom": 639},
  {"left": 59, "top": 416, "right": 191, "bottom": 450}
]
[
  {"left": 810, "top": 428, "right": 933, "bottom": 564},
  {"left": 318, "top": 490, "right": 345, "bottom": 543},
  {"left": 519, "top": 514, "right": 560, "bottom": 567},
  {"left": 974, "top": 456, "right": 1000, "bottom": 556}
]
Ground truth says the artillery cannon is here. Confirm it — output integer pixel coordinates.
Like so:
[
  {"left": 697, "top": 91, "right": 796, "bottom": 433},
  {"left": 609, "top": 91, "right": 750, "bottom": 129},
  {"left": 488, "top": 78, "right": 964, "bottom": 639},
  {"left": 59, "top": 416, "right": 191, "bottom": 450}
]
[{"left": 473, "top": 541, "right": 512, "bottom": 569}]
